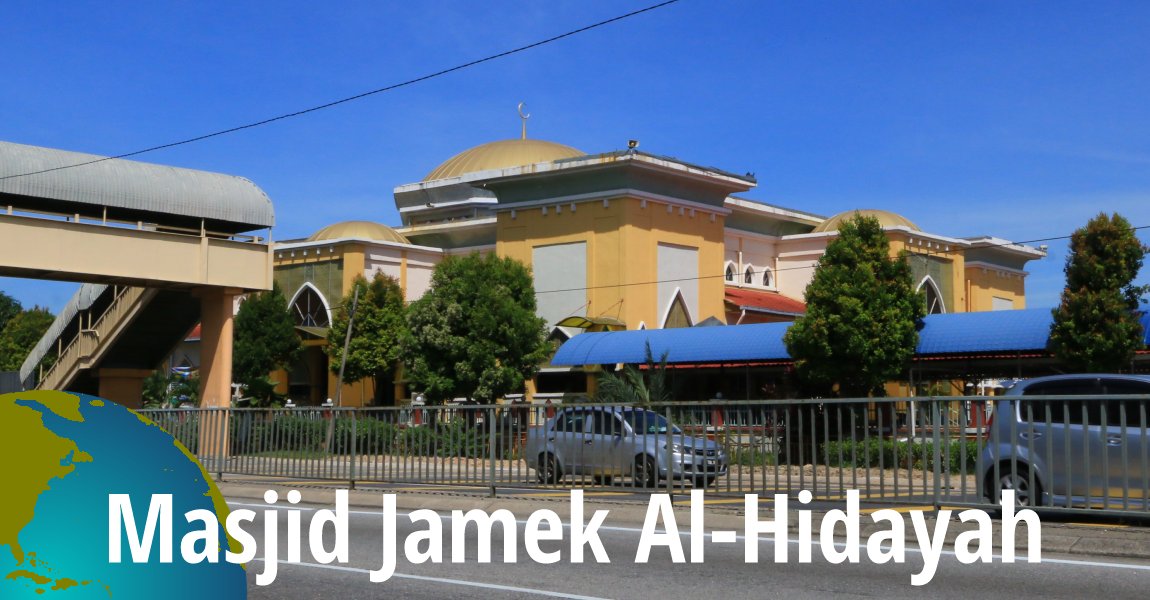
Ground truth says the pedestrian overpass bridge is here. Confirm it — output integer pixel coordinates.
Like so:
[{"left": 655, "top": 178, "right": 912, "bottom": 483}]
[{"left": 1, "top": 140, "right": 274, "bottom": 408}]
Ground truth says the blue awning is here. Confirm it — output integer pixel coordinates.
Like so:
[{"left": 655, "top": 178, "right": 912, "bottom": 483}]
[
  {"left": 550, "top": 321, "right": 793, "bottom": 366},
  {"left": 914, "top": 308, "right": 1054, "bottom": 354},
  {"left": 550, "top": 308, "right": 1144, "bottom": 366}
]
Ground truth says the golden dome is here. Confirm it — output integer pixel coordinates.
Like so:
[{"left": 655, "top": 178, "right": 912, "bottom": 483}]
[
  {"left": 424, "top": 138, "right": 585, "bottom": 181},
  {"left": 811, "top": 209, "right": 920, "bottom": 233},
  {"left": 307, "top": 221, "right": 410, "bottom": 244}
]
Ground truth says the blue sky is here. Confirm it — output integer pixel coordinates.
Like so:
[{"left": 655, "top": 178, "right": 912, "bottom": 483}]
[{"left": 2, "top": 1, "right": 1148, "bottom": 313}]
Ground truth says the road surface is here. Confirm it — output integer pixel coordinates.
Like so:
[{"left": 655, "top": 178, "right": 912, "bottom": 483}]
[{"left": 234, "top": 497, "right": 1150, "bottom": 599}]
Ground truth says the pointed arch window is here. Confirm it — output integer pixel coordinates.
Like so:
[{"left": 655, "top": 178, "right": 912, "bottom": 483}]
[
  {"left": 762, "top": 267, "right": 773, "bottom": 287},
  {"left": 725, "top": 263, "right": 736, "bottom": 282},
  {"left": 291, "top": 285, "right": 331, "bottom": 327},
  {"left": 744, "top": 266, "right": 755, "bottom": 285},
  {"left": 918, "top": 277, "right": 945, "bottom": 315},
  {"left": 663, "top": 292, "right": 693, "bottom": 329}
]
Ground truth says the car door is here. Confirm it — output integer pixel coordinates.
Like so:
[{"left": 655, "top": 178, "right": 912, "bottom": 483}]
[
  {"left": 1020, "top": 379, "right": 1105, "bottom": 504},
  {"left": 586, "top": 410, "right": 628, "bottom": 476},
  {"left": 550, "top": 409, "right": 591, "bottom": 475},
  {"left": 1100, "top": 378, "right": 1150, "bottom": 505}
]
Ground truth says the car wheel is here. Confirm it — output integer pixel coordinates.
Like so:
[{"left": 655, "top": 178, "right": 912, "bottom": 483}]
[
  {"left": 538, "top": 453, "right": 562, "bottom": 484},
  {"left": 632, "top": 455, "right": 657, "bottom": 488},
  {"left": 993, "top": 464, "right": 1040, "bottom": 506},
  {"left": 693, "top": 475, "right": 715, "bottom": 488}
]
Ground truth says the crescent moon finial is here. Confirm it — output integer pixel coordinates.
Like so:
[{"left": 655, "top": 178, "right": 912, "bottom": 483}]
[{"left": 517, "top": 102, "right": 531, "bottom": 139}]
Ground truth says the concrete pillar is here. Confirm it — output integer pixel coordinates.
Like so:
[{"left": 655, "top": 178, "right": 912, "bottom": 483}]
[
  {"left": 97, "top": 368, "right": 152, "bottom": 409},
  {"left": 196, "top": 287, "right": 239, "bottom": 464},
  {"left": 197, "top": 287, "right": 240, "bottom": 409}
]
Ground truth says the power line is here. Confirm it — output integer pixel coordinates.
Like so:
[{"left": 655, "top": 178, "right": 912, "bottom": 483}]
[{"left": 0, "top": 0, "right": 682, "bottom": 182}]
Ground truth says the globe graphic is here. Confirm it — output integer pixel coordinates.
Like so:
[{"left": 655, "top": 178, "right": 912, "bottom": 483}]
[{"left": 0, "top": 391, "right": 246, "bottom": 598}]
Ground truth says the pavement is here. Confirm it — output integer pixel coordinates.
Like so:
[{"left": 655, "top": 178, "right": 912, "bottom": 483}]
[{"left": 215, "top": 474, "right": 1150, "bottom": 562}]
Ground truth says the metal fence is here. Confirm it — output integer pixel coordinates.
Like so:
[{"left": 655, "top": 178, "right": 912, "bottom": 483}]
[{"left": 141, "top": 395, "right": 1150, "bottom": 517}]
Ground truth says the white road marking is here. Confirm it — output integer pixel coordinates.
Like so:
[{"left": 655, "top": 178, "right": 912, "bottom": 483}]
[
  {"left": 254, "top": 558, "right": 611, "bottom": 600},
  {"left": 228, "top": 500, "right": 1150, "bottom": 572}
]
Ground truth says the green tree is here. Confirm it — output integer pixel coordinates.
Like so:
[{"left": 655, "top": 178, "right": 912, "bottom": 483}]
[
  {"left": 405, "top": 253, "right": 549, "bottom": 403},
  {"left": 233, "top": 282, "right": 301, "bottom": 405},
  {"left": 327, "top": 273, "right": 408, "bottom": 405},
  {"left": 142, "top": 370, "right": 200, "bottom": 408},
  {"left": 595, "top": 342, "right": 672, "bottom": 405},
  {"left": 0, "top": 306, "right": 55, "bottom": 372},
  {"left": 0, "top": 291, "right": 21, "bottom": 334},
  {"left": 1050, "top": 212, "right": 1149, "bottom": 372},
  {"left": 784, "top": 214, "right": 925, "bottom": 397}
]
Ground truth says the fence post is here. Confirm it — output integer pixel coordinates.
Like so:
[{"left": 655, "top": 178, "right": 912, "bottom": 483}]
[
  {"left": 932, "top": 399, "right": 942, "bottom": 508},
  {"left": 217, "top": 409, "right": 227, "bottom": 481},
  {"left": 664, "top": 404, "right": 674, "bottom": 498},
  {"left": 350, "top": 410, "right": 358, "bottom": 490},
  {"left": 489, "top": 405, "right": 498, "bottom": 497}
]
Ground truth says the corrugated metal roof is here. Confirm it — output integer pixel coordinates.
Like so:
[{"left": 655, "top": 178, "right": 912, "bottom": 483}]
[
  {"left": 550, "top": 308, "right": 1133, "bottom": 366},
  {"left": 551, "top": 322, "right": 792, "bottom": 366},
  {"left": 0, "top": 140, "right": 274, "bottom": 232},
  {"left": 915, "top": 308, "right": 1053, "bottom": 354}
]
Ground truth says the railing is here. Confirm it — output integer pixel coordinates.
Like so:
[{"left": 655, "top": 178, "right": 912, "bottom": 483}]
[
  {"left": 37, "top": 286, "right": 152, "bottom": 390},
  {"left": 1, "top": 205, "right": 268, "bottom": 243},
  {"left": 141, "top": 395, "right": 1150, "bottom": 516}
]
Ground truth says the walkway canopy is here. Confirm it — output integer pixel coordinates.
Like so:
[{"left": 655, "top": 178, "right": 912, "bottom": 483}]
[
  {"left": 0, "top": 140, "right": 274, "bottom": 233},
  {"left": 551, "top": 308, "right": 1150, "bottom": 366}
]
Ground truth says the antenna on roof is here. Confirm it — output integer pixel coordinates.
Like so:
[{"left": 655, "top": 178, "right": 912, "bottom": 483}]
[{"left": 517, "top": 102, "right": 530, "bottom": 140}]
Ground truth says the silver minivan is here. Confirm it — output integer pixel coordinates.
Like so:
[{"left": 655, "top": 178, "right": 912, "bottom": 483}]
[
  {"left": 525, "top": 406, "right": 729, "bottom": 488},
  {"left": 981, "top": 374, "right": 1150, "bottom": 508}
]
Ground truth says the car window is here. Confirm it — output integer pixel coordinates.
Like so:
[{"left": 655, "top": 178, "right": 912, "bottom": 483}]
[
  {"left": 1018, "top": 399, "right": 1103, "bottom": 426},
  {"left": 1018, "top": 379, "right": 1103, "bottom": 426},
  {"left": 589, "top": 412, "right": 625, "bottom": 436},
  {"left": 1097, "top": 380, "right": 1150, "bottom": 428},
  {"left": 553, "top": 411, "right": 586, "bottom": 434},
  {"left": 1023, "top": 380, "right": 1101, "bottom": 396},
  {"left": 621, "top": 410, "right": 681, "bottom": 435}
]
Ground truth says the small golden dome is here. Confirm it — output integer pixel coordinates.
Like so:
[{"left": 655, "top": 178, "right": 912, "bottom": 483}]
[
  {"left": 308, "top": 221, "right": 410, "bottom": 244},
  {"left": 811, "top": 209, "right": 920, "bottom": 233},
  {"left": 424, "top": 138, "right": 585, "bottom": 181}
]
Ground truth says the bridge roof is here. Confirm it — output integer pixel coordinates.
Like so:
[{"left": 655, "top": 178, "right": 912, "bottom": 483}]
[{"left": 0, "top": 141, "right": 274, "bottom": 233}]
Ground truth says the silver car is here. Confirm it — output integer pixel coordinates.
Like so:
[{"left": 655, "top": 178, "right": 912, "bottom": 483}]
[
  {"left": 981, "top": 374, "right": 1150, "bottom": 508},
  {"left": 526, "top": 406, "right": 729, "bottom": 488}
]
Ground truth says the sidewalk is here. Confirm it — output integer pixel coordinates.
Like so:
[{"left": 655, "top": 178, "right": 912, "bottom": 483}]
[{"left": 215, "top": 475, "right": 1150, "bottom": 561}]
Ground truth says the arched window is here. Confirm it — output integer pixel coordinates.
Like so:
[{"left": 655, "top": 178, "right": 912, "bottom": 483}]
[
  {"left": 744, "top": 266, "right": 755, "bottom": 284},
  {"left": 725, "top": 263, "right": 736, "bottom": 282},
  {"left": 762, "top": 267, "right": 773, "bottom": 287},
  {"left": 290, "top": 284, "right": 331, "bottom": 327},
  {"left": 662, "top": 291, "right": 693, "bottom": 329},
  {"left": 918, "top": 277, "right": 945, "bottom": 315}
]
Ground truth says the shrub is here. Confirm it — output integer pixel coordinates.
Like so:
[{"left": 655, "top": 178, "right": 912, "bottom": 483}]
[{"left": 821, "top": 438, "right": 981, "bottom": 474}]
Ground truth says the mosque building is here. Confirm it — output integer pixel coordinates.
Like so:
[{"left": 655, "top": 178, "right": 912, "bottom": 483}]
[{"left": 272, "top": 123, "right": 1044, "bottom": 407}]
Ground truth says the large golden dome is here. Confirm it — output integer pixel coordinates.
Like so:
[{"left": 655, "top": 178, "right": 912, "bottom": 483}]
[
  {"left": 811, "top": 209, "right": 920, "bottom": 233},
  {"left": 307, "top": 221, "right": 410, "bottom": 244},
  {"left": 424, "top": 138, "right": 585, "bottom": 181}
]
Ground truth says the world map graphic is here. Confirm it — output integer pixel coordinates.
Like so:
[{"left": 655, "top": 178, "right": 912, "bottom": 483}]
[{"left": 0, "top": 391, "right": 246, "bottom": 598}]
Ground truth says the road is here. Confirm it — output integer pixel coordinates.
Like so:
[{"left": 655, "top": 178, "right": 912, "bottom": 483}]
[{"left": 232, "top": 496, "right": 1150, "bottom": 599}]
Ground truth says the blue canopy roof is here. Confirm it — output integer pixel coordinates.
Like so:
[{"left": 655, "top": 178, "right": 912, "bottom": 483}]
[{"left": 550, "top": 308, "right": 1150, "bottom": 366}]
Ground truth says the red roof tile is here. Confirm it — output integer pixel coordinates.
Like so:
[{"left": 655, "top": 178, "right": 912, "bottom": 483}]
[{"left": 724, "top": 288, "right": 806, "bottom": 316}]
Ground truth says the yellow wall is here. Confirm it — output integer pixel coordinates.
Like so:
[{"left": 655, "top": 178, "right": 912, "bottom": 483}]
[
  {"left": 890, "top": 236, "right": 967, "bottom": 313},
  {"left": 496, "top": 196, "right": 726, "bottom": 330},
  {"left": 272, "top": 240, "right": 406, "bottom": 406},
  {"left": 965, "top": 266, "right": 1027, "bottom": 311}
]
